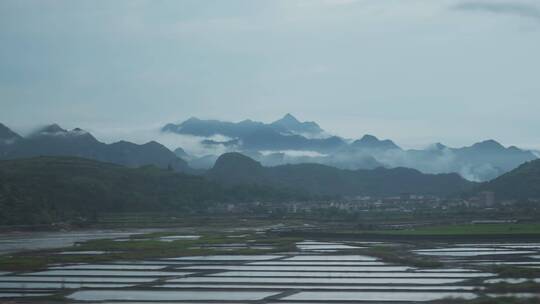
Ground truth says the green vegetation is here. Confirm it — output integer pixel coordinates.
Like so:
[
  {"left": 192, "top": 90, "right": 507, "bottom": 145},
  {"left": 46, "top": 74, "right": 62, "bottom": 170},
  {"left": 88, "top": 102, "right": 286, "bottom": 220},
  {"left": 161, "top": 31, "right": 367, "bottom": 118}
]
[
  {"left": 361, "top": 245, "right": 443, "bottom": 268},
  {"left": 0, "top": 156, "right": 308, "bottom": 226},
  {"left": 0, "top": 231, "right": 301, "bottom": 272},
  {"left": 208, "top": 152, "right": 474, "bottom": 197},
  {"left": 477, "top": 159, "right": 540, "bottom": 200},
  {"left": 374, "top": 223, "right": 540, "bottom": 236},
  {"left": 278, "top": 223, "right": 540, "bottom": 243},
  {"left": 489, "top": 265, "right": 540, "bottom": 278},
  {"left": 484, "top": 281, "right": 540, "bottom": 293},
  {"left": 435, "top": 297, "right": 540, "bottom": 304}
]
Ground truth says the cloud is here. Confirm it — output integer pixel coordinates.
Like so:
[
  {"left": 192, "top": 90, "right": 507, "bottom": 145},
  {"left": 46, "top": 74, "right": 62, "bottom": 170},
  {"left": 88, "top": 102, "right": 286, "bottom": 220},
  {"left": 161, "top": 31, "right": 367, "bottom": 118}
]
[
  {"left": 260, "top": 150, "right": 327, "bottom": 158},
  {"left": 454, "top": 1, "right": 540, "bottom": 22},
  {"left": 83, "top": 123, "right": 234, "bottom": 158}
]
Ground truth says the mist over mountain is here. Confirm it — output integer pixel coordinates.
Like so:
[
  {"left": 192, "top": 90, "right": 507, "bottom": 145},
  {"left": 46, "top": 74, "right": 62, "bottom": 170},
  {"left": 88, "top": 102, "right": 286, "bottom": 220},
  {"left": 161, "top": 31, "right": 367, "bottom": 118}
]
[
  {"left": 2, "top": 114, "right": 535, "bottom": 183},
  {"left": 163, "top": 113, "right": 325, "bottom": 140},
  {"left": 351, "top": 135, "right": 400, "bottom": 151},
  {"left": 0, "top": 123, "right": 22, "bottom": 146},
  {"left": 207, "top": 153, "right": 474, "bottom": 197},
  {"left": 0, "top": 123, "right": 193, "bottom": 174},
  {"left": 270, "top": 113, "right": 324, "bottom": 137},
  {"left": 163, "top": 114, "right": 537, "bottom": 181},
  {"left": 475, "top": 159, "right": 540, "bottom": 201}
]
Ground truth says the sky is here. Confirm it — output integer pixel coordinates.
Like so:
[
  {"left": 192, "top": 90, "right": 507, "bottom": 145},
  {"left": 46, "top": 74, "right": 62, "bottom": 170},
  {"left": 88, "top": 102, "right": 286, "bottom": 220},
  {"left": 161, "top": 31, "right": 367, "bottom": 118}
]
[{"left": 1, "top": 0, "right": 540, "bottom": 150}]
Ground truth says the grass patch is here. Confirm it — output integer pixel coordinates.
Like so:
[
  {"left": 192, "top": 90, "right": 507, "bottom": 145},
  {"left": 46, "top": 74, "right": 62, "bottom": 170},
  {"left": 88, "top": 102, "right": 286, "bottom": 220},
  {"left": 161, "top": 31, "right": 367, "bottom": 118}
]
[
  {"left": 361, "top": 245, "right": 443, "bottom": 268},
  {"left": 433, "top": 296, "right": 540, "bottom": 304},
  {"left": 484, "top": 281, "right": 540, "bottom": 293},
  {"left": 380, "top": 223, "right": 540, "bottom": 236},
  {"left": 489, "top": 265, "right": 540, "bottom": 278},
  {"left": 0, "top": 231, "right": 301, "bottom": 272}
]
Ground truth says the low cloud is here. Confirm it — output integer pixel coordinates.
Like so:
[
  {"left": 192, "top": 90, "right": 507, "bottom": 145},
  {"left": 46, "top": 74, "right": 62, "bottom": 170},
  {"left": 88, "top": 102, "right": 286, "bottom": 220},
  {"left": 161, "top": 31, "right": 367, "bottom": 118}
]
[
  {"left": 86, "top": 124, "right": 234, "bottom": 158},
  {"left": 454, "top": 1, "right": 540, "bottom": 22},
  {"left": 260, "top": 150, "right": 327, "bottom": 158}
]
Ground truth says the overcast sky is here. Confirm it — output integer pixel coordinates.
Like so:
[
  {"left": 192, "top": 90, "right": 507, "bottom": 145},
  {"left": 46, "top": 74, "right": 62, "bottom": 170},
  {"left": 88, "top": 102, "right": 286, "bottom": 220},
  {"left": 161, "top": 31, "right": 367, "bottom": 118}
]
[{"left": 1, "top": 0, "right": 539, "bottom": 149}]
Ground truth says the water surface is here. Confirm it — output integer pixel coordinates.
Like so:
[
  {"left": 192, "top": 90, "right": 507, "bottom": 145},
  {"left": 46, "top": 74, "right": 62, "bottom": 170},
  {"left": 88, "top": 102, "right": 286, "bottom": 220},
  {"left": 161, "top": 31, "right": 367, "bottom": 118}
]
[
  {"left": 283, "top": 291, "right": 477, "bottom": 302},
  {"left": 68, "top": 290, "right": 278, "bottom": 301}
]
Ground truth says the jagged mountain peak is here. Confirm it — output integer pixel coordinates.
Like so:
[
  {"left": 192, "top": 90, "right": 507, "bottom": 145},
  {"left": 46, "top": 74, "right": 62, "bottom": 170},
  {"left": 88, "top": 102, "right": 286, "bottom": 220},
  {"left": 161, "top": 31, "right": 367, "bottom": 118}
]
[
  {"left": 271, "top": 113, "right": 323, "bottom": 135},
  {"left": 31, "top": 124, "right": 96, "bottom": 140},
  {"left": 39, "top": 123, "right": 67, "bottom": 134},
  {"left": 0, "top": 123, "right": 22, "bottom": 141},
  {"left": 280, "top": 113, "right": 300, "bottom": 123}
]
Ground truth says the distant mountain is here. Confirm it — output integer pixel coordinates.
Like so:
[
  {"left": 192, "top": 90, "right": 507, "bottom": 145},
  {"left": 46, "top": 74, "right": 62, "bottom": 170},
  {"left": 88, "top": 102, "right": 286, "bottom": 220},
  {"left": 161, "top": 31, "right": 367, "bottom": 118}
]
[
  {"left": 351, "top": 135, "right": 401, "bottom": 151},
  {"left": 162, "top": 114, "right": 342, "bottom": 152},
  {"left": 0, "top": 123, "right": 193, "bottom": 173},
  {"left": 0, "top": 157, "right": 306, "bottom": 225},
  {"left": 163, "top": 114, "right": 325, "bottom": 139},
  {"left": 346, "top": 139, "right": 536, "bottom": 182},
  {"left": 174, "top": 147, "right": 192, "bottom": 160},
  {"left": 447, "top": 140, "right": 536, "bottom": 181},
  {"left": 0, "top": 124, "right": 22, "bottom": 157},
  {"left": 188, "top": 154, "right": 219, "bottom": 170},
  {"left": 105, "top": 141, "right": 190, "bottom": 172},
  {"left": 162, "top": 117, "right": 266, "bottom": 138},
  {"left": 475, "top": 159, "right": 540, "bottom": 200},
  {"left": 241, "top": 128, "right": 346, "bottom": 152},
  {"left": 270, "top": 113, "right": 323, "bottom": 136},
  {"left": 163, "top": 115, "right": 537, "bottom": 181},
  {"left": 0, "top": 123, "right": 22, "bottom": 145},
  {"left": 207, "top": 153, "right": 475, "bottom": 197},
  {"left": 255, "top": 150, "right": 382, "bottom": 170}
]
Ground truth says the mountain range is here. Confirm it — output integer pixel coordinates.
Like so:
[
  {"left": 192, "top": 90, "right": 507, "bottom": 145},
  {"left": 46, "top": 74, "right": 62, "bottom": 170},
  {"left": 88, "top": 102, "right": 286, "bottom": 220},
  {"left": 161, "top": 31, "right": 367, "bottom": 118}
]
[
  {"left": 0, "top": 123, "right": 193, "bottom": 174},
  {"left": 2, "top": 114, "right": 537, "bottom": 185},
  {"left": 163, "top": 114, "right": 537, "bottom": 181},
  {"left": 1, "top": 152, "right": 538, "bottom": 226},
  {"left": 163, "top": 113, "right": 325, "bottom": 139},
  {"left": 0, "top": 121, "right": 480, "bottom": 199},
  {"left": 207, "top": 152, "right": 475, "bottom": 197}
]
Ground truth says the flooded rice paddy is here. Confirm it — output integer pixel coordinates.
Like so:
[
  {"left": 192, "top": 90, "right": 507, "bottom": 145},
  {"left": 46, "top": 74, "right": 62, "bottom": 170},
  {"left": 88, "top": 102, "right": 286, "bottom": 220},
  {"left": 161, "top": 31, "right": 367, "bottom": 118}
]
[
  {"left": 0, "top": 229, "right": 161, "bottom": 255},
  {"left": 1, "top": 235, "right": 540, "bottom": 302}
]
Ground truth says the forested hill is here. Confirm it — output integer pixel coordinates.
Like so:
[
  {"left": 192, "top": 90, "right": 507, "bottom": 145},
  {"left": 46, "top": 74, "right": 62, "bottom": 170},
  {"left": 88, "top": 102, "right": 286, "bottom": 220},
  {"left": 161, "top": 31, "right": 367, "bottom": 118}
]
[
  {"left": 0, "top": 157, "right": 307, "bottom": 225},
  {"left": 207, "top": 153, "right": 476, "bottom": 197},
  {"left": 475, "top": 159, "right": 540, "bottom": 200}
]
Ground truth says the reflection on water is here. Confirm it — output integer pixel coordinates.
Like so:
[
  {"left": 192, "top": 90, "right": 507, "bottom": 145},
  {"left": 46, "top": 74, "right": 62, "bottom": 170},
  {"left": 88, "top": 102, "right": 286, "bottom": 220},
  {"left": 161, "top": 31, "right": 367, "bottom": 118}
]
[
  {"left": 29, "top": 270, "right": 193, "bottom": 277},
  {"left": 169, "top": 276, "right": 469, "bottom": 284},
  {"left": 284, "top": 255, "right": 378, "bottom": 261},
  {"left": 0, "top": 229, "right": 161, "bottom": 255},
  {"left": 49, "top": 264, "right": 165, "bottom": 270},
  {"left": 181, "top": 265, "right": 413, "bottom": 272},
  {"left": 0, "top": 282, "right": 134, "bottom": 289},
  {"left": 161, "top": 283, "right": 478, "bottom": 291},
  {"left": 68, "top": 290, "right": 278, "bottom": 301},
  {"left": 1, "top": 238, "right": 540, "bottom": 302},
  {"left": 206, "top": 270, "right": 493, "bottom": 278},
  {"left": 283, "top": 291, "right": 477, "bottom": 302},
  {"left": 415, "top": 250, "right": 536, "bottom": 257},
  {"left": 0, "top": 276, "right": 155, "bottom": 283},
  {"left": 166, "top": 255, "right": 284, "bottom": 261}
]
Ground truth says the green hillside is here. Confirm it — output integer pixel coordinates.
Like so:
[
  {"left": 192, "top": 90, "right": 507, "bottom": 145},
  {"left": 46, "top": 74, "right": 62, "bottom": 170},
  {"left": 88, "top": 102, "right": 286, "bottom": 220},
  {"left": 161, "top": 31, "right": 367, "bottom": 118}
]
[
  {"left": 0, "top": 157, "right": 305, "bottom": 225},
  {"left": 208, "top": 153, "right": 475, "bottom": 197},
  {"left": 477, "top": 159, "right": 540, "bottom": 200}
]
